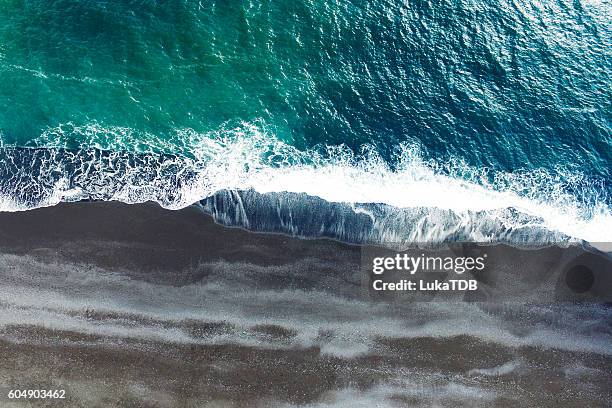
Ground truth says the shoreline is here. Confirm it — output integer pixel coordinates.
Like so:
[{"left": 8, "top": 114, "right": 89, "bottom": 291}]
[{"left": 2, "top": 144, "right": 609, "bottom": 244}]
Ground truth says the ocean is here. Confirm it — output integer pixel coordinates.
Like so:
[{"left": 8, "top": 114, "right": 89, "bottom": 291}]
[
  {"left": 0, "top": 2, "right": 611, "bottom": 406},
  {"left": 0, "top": 0, "right": 610, "bottom": 243}
]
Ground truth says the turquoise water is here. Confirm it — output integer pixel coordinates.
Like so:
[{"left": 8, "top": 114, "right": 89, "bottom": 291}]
[{"left": 0, "top": 0, "right": 610, "bottom": 243}]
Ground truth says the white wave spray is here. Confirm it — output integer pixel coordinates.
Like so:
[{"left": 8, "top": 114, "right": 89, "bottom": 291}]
[{"left": 1, "top": 121, "right": 610, "bottom": 244}]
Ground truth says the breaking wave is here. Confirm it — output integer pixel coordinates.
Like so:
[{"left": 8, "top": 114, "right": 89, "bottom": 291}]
[{"left": 0, "top": 122, "right": 610, "bottom": 245}]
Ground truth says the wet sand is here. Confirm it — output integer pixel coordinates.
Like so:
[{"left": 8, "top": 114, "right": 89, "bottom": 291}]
[{"left": 0, "top": 202, "right": 610, "bottom": 407}]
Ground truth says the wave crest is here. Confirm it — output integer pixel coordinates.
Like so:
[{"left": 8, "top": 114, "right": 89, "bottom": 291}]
[{"left": 1, "top": 122, "right": 610, "bottom": 244}]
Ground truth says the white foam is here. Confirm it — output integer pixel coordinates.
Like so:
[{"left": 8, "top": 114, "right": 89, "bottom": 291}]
[
  {"left": 1, "top": 253, "right": 611, "bottom": 357},
  {"left": 468, "top": 360, "right": 521, "bottom": 377},
  {"left": 2, "top": 121, "right": 610, "bottom": 244}
]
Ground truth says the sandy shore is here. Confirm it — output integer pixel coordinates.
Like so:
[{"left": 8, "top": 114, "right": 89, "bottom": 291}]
[{"left": 0, "top": 202, "right": 610, "bottom": 407}]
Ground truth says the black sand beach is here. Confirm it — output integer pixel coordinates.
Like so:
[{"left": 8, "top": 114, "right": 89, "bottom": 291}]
[{"left": 0, "top": 202, "right": 610, "bottom": 407}]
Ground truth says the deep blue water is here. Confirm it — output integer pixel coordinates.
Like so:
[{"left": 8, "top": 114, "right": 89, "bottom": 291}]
[{"left": 0, "top": 0, "right": 610, "bottom": 243}]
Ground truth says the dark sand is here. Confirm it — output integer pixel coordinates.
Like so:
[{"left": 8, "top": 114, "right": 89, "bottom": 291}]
[{"left": 0, "top": 202, "right": 610, "bottom": 407}]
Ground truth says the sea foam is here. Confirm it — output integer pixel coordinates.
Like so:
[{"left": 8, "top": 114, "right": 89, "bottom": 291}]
[{"left": 0, "top": 121, "right": 610, "bottom": 245}]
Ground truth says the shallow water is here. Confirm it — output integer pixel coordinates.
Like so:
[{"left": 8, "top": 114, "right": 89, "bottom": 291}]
[{"left": 0, "top": 202, "right": 609, "bottom": 407}]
